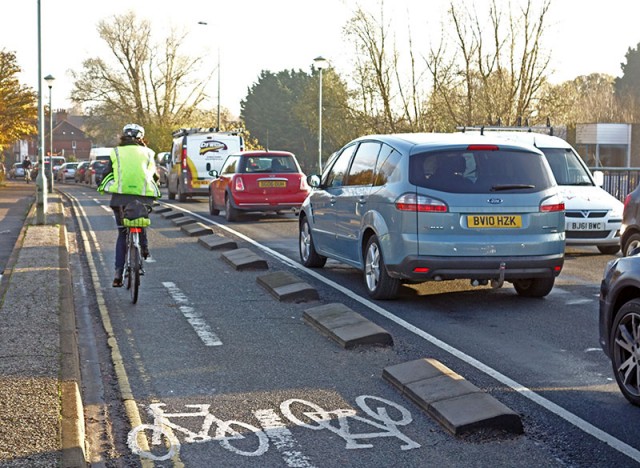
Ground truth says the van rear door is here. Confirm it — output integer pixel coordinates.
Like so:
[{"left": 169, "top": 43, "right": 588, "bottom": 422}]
[{"left": 186, "top": 133, "right": 243, "bottom": 191}]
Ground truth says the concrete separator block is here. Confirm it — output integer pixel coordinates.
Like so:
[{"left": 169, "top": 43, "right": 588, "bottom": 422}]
[
  {"left": 257, "top": 272, "right": 319, "bottom": 302},
  {"left": 181, "top": 223, "right": 214, "bottom": 237},
  {"left": 304, "top": 303, "right": 393, "bottom": 349},
  {"left": 198, "top": 235, "right": 238, "bottom": 251},
  {"left": 383, "top": 358, "right": 458, "bottom": 391},
  {"left": 430, "top": 392, "right": 523, "bottom": 435},
  {"left": 161, "top": 211, "right": 184, "bottom": 219},
  {"left": 173, "top": 217, "right": 197, "bottom": 226},
  {"left": 153, "top": 206, "right": 171, "bottom": 214},
  {"left": 383, "top": 358, "right": 523, "bottom": 436},
  {"left": 221, "top": 248, "right": 268, "bottom": 270}
]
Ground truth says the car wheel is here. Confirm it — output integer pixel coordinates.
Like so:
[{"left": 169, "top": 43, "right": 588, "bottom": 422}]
[
  {"left": 598, "top": 245, "right": 621, "bottom": 255},
  {"left": 610, "top": 298, "right": 640, "bottom": 406},
  {"left": 168, "top": 182, "right": 176, "bottom": 200},
  {"left": 364, "top": 235, "right": 400, "bottom": 300},
  {"left": 225, "top": 195, "right": 238, "bottom": 222},
  {"left": 208, "top": 191, "right": 220, "bottom": 216},
  {"left": 178, "top": 182, "right": 187, "bottom": 202},
  {"left": 299, "top": 216, "right": 326, "bottom": 268},
  {"left": 623, "top": 233, "right": 640, "bottom": 257},
  {"left": 512, "top": 277, "right": 554, "bottom": 298}
]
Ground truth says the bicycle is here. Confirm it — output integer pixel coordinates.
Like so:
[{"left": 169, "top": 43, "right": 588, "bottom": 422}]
[
  {"left": 121, "top": 202, "right": 152, "bottom": 304},
  {"left": 23, "top": 167, "right": 31, "bottom": 183}
]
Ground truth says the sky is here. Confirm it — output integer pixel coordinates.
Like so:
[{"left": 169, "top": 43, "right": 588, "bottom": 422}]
[{"left": 2, "top": 0, "right": 640, "bottom": 118}]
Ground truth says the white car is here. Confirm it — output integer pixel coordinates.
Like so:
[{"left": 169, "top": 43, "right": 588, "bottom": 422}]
[
  {"left": 56, "top": 162, "right": 78, "bottom": 182},
  {"left": 461, "top": 129, "right": 624, "bottom": 254}
]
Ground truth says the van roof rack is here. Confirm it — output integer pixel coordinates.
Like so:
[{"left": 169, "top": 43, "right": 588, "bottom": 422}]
[
  {"left": 457, "top": 118, "right": 554, "bottom": 136},
  {"left": 172, "top": 127, "right": 243, "bottom": 138}
]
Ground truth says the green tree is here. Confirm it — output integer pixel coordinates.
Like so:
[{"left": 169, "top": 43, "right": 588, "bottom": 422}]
[
  {"left": 614, "top": 42, "right": 640, "bottom": 116},
  {"left": 241, "top": 68, "right": 358, "bottom": 173},
  {"left": 0, "top": 50, "right": 37, "bottom": 152},
  {"left": 70, "top": 11, "right": 217, "bottom": 151}
]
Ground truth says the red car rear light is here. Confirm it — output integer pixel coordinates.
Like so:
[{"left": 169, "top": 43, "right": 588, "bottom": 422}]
[
  {"left": 540, "top": 201, "right": 564, "bottom": 212},
  {"left": 181, "top": 148, "right": 188, "bottom": 169},
  {"left": 467, "top": 144, "right": 499, "bottom": 151},
  {"left": 234, "top": 176, "right": 245, "bottom": 192},
  {"left": 300, "top": 177, "right": 309, "bottom": 191},
  {"left": 395, "top": 193, "right": 448, "bottom": 212}
]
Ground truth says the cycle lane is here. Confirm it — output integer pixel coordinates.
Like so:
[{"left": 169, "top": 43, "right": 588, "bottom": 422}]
[{"left": 69, "top": 191, "right": 568, "bottom": 468}]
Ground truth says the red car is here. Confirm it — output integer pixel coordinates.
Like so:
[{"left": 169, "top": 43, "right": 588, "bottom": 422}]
[{"left": 208, "top": 150, "right": 310, "bottom": 221}]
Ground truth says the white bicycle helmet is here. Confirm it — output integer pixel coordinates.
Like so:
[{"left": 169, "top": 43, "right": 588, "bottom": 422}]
[{"left": 122, "top": 123, "right": 145, "bottom": 139}]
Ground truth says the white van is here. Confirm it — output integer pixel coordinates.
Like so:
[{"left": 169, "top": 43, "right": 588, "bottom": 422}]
[
  {"left": 167, "top": 128, "right": 244, "bottom": 201},
  {"left": 460, "top": 127, "right": 623, "bottom": 254},
  {"left": 89, "top": 147, "right": 114, "bottom": 162}
]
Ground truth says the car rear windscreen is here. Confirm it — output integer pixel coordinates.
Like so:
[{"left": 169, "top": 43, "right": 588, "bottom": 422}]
[{"left": 409, "top": 149, "right": 555, "bottom": 193}]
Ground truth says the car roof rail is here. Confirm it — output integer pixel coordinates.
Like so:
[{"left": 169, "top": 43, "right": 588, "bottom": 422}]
[
  {"left": 171, "top": 127, "right": 244, "bottom": 138},
  {"left": 457, "top": 117, "right": 554, "bottom": 136}
]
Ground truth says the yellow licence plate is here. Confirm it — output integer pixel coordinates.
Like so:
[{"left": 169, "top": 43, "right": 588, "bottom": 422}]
[
  {"left": 467, "top": 215, "right": 522, "bottom": 228},
  {"left": 259, "top": 180, "right": 287, "bottom": 188}
]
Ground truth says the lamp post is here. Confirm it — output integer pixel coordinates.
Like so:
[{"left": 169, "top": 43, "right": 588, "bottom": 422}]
[
  {"left": 197, "top": 21, "right": 221, "bottom": 130},
  {"left": 313, "top": 56, "right": 328, "bottom": 173},
  {"left": 44, "top": 74, "right": 55, "bottom": 193},
  {"left": 35, "top": 0, "right": 47, "bottom": 224}
]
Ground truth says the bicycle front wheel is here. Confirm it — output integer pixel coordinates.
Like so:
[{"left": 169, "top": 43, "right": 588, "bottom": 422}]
[{"left": 130, "top": 247, "right": 140, "bottom": 304}]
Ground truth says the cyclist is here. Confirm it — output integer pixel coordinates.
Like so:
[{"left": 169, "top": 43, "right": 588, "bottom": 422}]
[
  {"left": 22, "top": 157, "right": 32, "bottom": 183},
  {"left": 97, "top": 123, "right": 161, "bottom": 287}
]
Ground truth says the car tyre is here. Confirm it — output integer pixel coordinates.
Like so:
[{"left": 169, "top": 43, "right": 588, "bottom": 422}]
[
  {"left": 225, "top": 194, "right": 238, "bottom": 222},
  {"left": 623, "top": 233, "right": 640, "bottom": 257},
  {"left": 209, "top": 191, "right": 220, "bottom": 216},
  {"left": 178, "top": 182, "right": 187, "bottom": 202},
  {"left": 364, "top": 235, "right": 400, "bottom": 300},
  {"left": 512, "top": 277, "right": 554, "bottom": 298},
  {"left": 299, "top": 216, "right": 326, "bottom": 268},
  {"left": 610, "top": 298, "right": 640, "bottom": 406},
  {"left": 598, "top": 245, "right": 621, "bottom": 255}
]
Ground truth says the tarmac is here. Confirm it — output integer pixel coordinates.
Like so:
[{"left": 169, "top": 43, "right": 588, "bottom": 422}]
[{"left": 0, "top": 181, "right": 525, "bottom": 467}]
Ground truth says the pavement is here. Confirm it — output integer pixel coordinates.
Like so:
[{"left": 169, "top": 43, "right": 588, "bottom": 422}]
[
  {"left": 0, "top": 180, "right": 84, "bottom": 467},
  {"left": 0, "top": 181, "right": 525, "bottom": 467}
]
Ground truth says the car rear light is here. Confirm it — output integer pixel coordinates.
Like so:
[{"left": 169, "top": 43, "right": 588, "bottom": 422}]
[
  {"left": 300, "top": 177, "right": 309, "bottom": 190},
  {"left": 413, "top": 267, "right": 430, "bottom": 273},
  {"left": 395, "top": 193, "right": 447, "bottom": 212},
  {"left": 234, "top": 176, "right": 245, "bottom": 191},
  {"left": 624, "top": 194, "right": 632, "bottom": 209},
  {"left": 540, "top": 198, "right": 564, "bottom": 212},
  {"left": 181, "top": 148, "right": 188, "bottom": 169},
  {"left": 467, "top": 144, "right": 499, "bottom": 151}
]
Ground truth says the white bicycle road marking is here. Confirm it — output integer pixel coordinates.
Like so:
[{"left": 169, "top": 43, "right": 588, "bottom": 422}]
[
  {"left": 128, "top": 395, "right": 419, "bottom": 462},
  {"left": 159, "top": 202, "right": 640, "bottom": 464},
  {"left": 162, "top": 281, "right": 222, "bottom": 346}
]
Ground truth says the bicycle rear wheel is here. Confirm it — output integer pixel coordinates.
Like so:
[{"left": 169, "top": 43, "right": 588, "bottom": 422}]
[{"left": 130, "top": 246, "right": 140, "bottom": 304}]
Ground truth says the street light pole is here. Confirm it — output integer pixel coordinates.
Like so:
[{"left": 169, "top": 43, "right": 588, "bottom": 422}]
[
  {"left": 313, "top": 56, "right": 328, "bottom": 173},
  {"left": 35, "top": 0, "right": 47, "bottom": 224},
  {"left": 44, "top": 74, "right": 55, "bottom": 193},
  {"left": 197, "top": 21, "right": 221, "bottom": 131}
]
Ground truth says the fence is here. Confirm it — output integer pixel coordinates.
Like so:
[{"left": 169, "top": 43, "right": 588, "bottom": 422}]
[{"left": 592, "top": 167, "right": 640, "bottom": 202}]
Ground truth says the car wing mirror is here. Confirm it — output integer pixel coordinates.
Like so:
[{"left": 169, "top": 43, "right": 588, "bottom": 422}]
[
  {"left": 308, "top": 174, "right": 321, "bottom": 188},
  {"left": 593, "top": 170, "right": 604, "bottom": 187}
]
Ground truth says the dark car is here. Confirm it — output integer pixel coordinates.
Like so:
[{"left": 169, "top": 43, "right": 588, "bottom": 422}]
[
  {"left": 75, "top": 161, "right": 89, "bottom": 183},
  {"left": 620, "top": 184, "right": 640, "bottom": 256},
  {"left": 599, "top": 251, "right": 640, "bottom": 405},
  {"left": 208, "top": 150, "right": 310, "bottom": 221}
]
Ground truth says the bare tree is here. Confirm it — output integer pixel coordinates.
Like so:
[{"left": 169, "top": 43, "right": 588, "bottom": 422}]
[
  {"left": 71, "top": 11, "right": 214, "bottom": 149},
  {"left": 427, "top": 0, "right": 552, "bottom": 128}
]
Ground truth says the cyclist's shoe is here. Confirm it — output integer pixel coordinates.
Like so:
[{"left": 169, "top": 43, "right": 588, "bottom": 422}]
[
  {"left": 141, "top": 246, "right": 150, "bottom": 259},
  {"left": 112, "top": 268, "right": 123, "bottom": 288}
]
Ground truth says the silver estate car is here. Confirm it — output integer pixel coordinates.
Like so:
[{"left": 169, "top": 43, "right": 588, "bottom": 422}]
[{"left": 299, "top": 133, "right": 566, "bottom": 300}]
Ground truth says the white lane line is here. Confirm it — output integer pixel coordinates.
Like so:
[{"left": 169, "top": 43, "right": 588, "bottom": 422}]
[
  {"left": 254, "top": 409, "right": 315, "bottom": 468},
  {"left": 159, "top": 202, "right": 640, "bottom": 464},
  {"left": 162, "top": 281, "right": 222, "bottom": 347}
]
